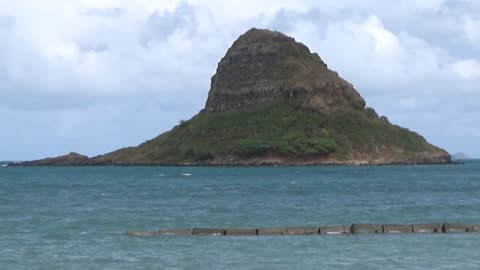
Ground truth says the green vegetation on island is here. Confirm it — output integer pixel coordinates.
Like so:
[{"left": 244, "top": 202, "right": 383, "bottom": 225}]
[{"left": 90, "top": 99, "right": 443, "bottom": 165}]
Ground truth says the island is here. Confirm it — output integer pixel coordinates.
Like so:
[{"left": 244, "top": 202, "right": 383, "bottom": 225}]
[
  {"left": 14, "top": 28, "right": 451, "bottom": 166},
  {"left": 451, "top": 152, "right": 470, "bottom": 160}
]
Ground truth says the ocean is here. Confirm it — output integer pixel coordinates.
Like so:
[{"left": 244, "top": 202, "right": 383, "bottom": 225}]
[{"left": 1, "top": 161, "right": 480, "bottom": 269}]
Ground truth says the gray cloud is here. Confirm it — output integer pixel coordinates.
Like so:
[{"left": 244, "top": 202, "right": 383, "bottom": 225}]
[{"left": 142, "top": 2, "right": 197, "bottom": 44}]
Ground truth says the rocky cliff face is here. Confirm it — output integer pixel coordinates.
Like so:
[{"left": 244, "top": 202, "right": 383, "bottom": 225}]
[{"left": 205, "top": 28, "right": 366, "bottom": 114}]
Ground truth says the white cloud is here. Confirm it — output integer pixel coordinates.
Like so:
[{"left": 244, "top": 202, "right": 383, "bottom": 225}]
[
  {"left": 289, "top": 15, "right": 451, "bottom": 97},
  {"left": 463, "top": 15, "right": 480, "bottom": 48},
  {"left": 451, "top": 59, "right": 480, "bottom": 80}
]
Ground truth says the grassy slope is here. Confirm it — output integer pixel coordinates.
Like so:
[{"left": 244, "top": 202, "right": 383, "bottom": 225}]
[{"left": 96, "top": 101, "right": 434, "bottom": 164}]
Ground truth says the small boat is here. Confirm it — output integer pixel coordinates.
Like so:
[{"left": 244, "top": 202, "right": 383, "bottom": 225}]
[{"left": 1, "top": 164, "right": 8, "bottom": 167}]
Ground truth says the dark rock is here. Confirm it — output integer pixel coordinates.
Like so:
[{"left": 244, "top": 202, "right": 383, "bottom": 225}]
[
  {"left": 257, "top": 227, "right": 288, "bottom": 235},
  {"left": 225, "top": 228, "right": 257, "bottom": 236},
  {"left": 351, "top": 224, "right": 383, "bottom": 234},
  {"left": 319, "top": 226, "right": 351, "bottom": 235},
  {"left": 383, "top": 224, "right": 413, "bottom": 233},
  {"left": 159, "top": 229, "right": 193, "bottom": 236},
  {"left": 412, "top": 223, "right": 443, "bottom": 233},
  {"left": 127, "top": 230, "right": 160, "bottom": 236},
  {"left": 192, "top": 228, "right": 225, "bottom": 236},
  {"left": 286, "top": 227, "right": 319, "bottom": 235},
  {"left": 442, "top": 223, "right": 474, "bottom": 233}
]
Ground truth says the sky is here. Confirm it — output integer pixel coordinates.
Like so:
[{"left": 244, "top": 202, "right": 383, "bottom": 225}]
[{"left": 1, "top": 0, "right": 479, "bottom": 160}]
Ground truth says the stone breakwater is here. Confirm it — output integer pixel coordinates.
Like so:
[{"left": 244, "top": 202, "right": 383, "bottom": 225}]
[{"left": 128, "top": 223, "right": 480, "bottom": 236}]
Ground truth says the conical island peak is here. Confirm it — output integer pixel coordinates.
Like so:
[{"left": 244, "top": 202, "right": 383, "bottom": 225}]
[
  {"left": 206, "top": 28, "right": 365, "bottom": 114},
  {"left": 16, "top": 28, "right": 451, "bottom": 166}
]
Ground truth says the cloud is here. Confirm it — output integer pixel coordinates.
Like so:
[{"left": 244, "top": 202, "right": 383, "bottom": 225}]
[
  {"left": 0, "top": 15, "right": 15, "bottom": 30},
  {"left": 1, "top": 0, "right": 480, "bottom": 158},
  {"left": 0, "top": 1, "right": 216, "bottom": 111},
  {"left": 286, "top": 15, "right": 449, "bottom": 95},
  {"left": 142, "top": 2, "right": 197, "bottom": 44},
  {"left": 76, "top": 40, "right": 110, "bottom": 54},
  {"left": 463, "top": 15, "right": 480, "bottom": 48},
  {"left": 79, "top": 8, "right": 127, "bottom": 18},
  {"left": 451, "top": 59, "right": 480, "bottom": 80}
]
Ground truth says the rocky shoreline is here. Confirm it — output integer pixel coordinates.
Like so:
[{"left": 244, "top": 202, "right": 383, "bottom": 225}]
[{"left": 9, "top": 154, "right": 455, "bottom": 167}]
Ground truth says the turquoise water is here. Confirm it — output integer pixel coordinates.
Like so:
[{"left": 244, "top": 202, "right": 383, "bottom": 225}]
[{"left": 1, "top": 162, "right": 480, "bottom": 269}]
